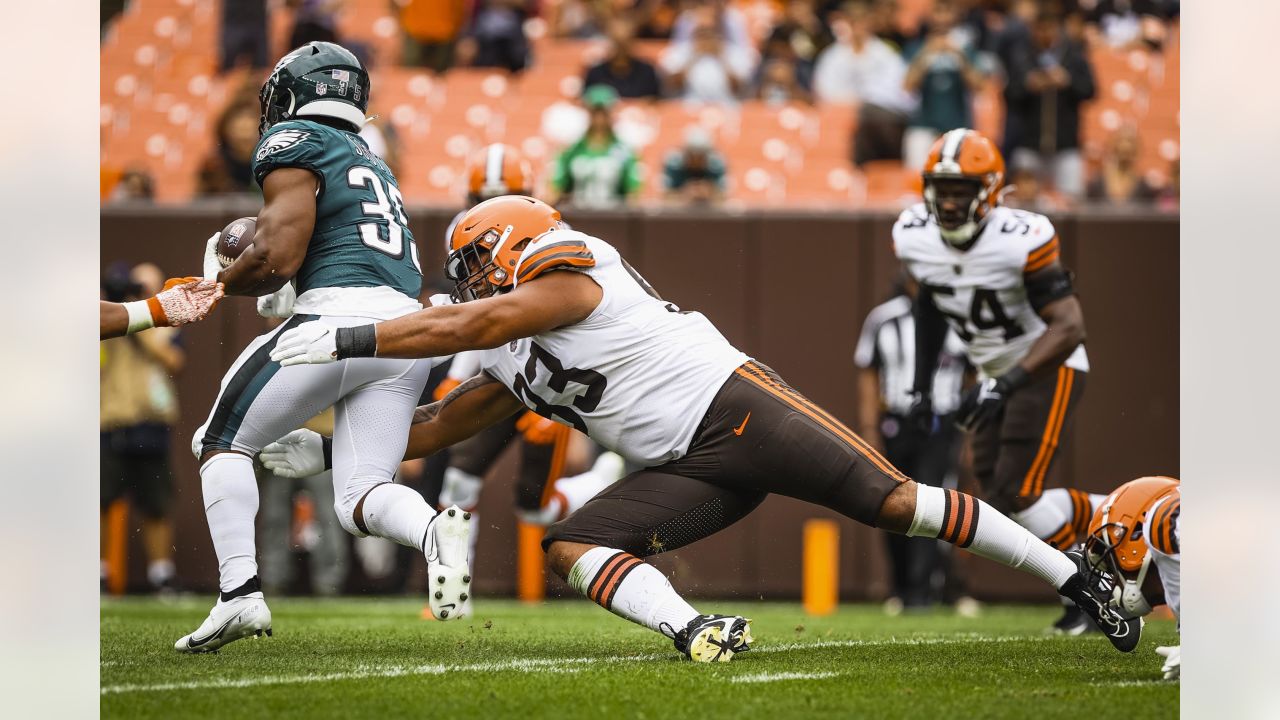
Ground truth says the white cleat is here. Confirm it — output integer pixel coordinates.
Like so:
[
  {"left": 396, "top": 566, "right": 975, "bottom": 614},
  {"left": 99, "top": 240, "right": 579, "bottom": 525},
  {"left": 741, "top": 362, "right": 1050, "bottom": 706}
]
[
  {"left": 426, "top": 505, "right": 473, "bottom": 621},
  {"left": 174, "top": 594, "right": 272, "bottom": 653}
]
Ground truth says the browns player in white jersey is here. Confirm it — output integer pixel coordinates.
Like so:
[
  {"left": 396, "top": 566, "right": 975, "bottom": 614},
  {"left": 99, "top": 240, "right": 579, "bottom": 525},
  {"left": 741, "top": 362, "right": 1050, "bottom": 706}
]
[
  {"left": 432, "top": 145, "right": 618, "bottom": 560},
  {"left": 269, "top": 195, "right": 1141, "bottom": 662},
  {"left": 894, "top": 128, "right": 1105, "bottom": 633},
  {"left": 1083, "top": 477, "right": 1181, "bottom": 679}
]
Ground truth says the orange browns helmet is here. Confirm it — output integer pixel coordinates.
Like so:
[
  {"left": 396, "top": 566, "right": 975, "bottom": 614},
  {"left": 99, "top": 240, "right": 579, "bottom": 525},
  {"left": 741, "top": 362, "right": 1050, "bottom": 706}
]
[
  {"left": 445, "top": 195, "right": 567, "bottom": 302},
  {"left": 1084, "top": 476, "right": 1180, "bottom": 619},
  {"left": 466, "top": 144, "right": 534, "bottom": 204},
  {"left": 922, "top": 128, "right": 1006, "bottom": 246}
]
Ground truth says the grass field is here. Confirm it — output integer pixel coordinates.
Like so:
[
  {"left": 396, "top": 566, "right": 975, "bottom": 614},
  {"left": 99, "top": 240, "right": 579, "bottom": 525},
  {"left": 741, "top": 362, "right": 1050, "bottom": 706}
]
[{"left": 101, "top": 597, "right": 1178, "bottom": 719}]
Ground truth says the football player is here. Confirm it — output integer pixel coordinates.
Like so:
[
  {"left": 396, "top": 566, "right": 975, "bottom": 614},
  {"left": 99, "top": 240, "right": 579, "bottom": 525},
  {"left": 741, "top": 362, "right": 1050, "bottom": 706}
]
[
  {"left": 1082, "top": 476, "right": 1181, "bottom": 679},
  {"left": 895, "top": 128, "right": 1105, "bottom": 632},
  {"left": 267, "top": 194, "right": 1140, "bottom": 662},
  {"left": 436, "top": 144, "right": 618, "bottom": 557},
  {"left": 173, "top": 42, "right": 471, "bottom": 654},
  {"left": 99, "top": 277, "right": 223, "bottom": 339}
]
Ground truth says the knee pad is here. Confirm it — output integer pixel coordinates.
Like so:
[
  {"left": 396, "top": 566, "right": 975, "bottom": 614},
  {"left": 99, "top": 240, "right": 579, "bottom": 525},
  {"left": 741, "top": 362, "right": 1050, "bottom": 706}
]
[{"left": 441, "top": 468, "right": 483, "bottom": 511}]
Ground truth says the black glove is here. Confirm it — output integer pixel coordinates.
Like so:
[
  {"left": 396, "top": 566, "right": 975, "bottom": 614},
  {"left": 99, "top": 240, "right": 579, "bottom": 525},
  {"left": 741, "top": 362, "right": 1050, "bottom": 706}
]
[
  {"left": 906, "top": 392, "right": 937, "bottom": 435},
  {"left": 955, "top": 367, "right": 1030, "bottom": 433}
]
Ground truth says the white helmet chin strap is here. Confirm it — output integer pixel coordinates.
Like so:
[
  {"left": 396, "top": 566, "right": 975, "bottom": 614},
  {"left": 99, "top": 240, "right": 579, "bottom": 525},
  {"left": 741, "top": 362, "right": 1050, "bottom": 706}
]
[{"left": 1111, "top": 554, "right": 1154, "bottom": 619}]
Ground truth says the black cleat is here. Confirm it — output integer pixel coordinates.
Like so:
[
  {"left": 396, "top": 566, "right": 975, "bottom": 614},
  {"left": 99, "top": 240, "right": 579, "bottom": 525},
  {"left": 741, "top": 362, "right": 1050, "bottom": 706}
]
[
  {"left": 1059, "top": 550, "right": 1142, "bottom": 652},
  {"left": 671, "top": 614, "right": 753, "bottom": 663}
]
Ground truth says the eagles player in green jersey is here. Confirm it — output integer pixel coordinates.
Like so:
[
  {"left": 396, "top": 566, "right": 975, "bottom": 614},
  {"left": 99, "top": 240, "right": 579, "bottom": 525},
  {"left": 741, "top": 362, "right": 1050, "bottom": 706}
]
[{"left": 176, "top": 42, "right": 472, "bottom": 654}]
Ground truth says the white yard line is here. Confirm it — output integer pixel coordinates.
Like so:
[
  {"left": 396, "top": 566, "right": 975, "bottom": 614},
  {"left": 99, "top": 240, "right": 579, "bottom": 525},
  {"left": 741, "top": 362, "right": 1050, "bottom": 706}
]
[
  {"left": 730, "top": 671, "right": 839, "bottom": 684},
  {"left": 101, "top": 635, "right": 1045, "bottom": 695}
]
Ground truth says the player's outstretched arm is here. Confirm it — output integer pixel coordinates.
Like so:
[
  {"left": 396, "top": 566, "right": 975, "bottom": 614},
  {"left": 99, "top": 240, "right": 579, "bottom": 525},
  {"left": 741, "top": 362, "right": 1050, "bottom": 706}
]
[
  {"left": 405, "top": 372, "right": 525, "bottom": 460},
  {"left": 270, "top": 270, "right": 602, "bottom": 365},
  {"left": 217, "top": 168, "right": 318, "bottom": 296},
  {"left": 99, "top": 278, "right": 225, "bottom": 340},
  {"left": 1015, "top": 259, "right": 1087, "bottom": 378},
  {"left": 911, "top": 283, "right": 950, "bottom": 397}
]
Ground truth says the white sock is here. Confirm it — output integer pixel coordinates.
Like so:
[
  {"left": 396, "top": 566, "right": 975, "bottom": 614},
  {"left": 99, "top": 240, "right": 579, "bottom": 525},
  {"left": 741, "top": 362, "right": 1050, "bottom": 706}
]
[
  {"left": 440, "top": 468, "right": 483, "bottom": 560},
  {"left": 907, "top": 483, "right": 1076, "bottom": 589},
  {"left": 568, "top": 547, "right": 700, "bottom": 637},
  {"left": 147, "top": 559, "right": 175, "bottom": 586},
  {"left": 359, "top": 482, "right": 436, "bottom": 551},
  {"left": 200, "top": 454, "right": 260, "bottom": 593}
]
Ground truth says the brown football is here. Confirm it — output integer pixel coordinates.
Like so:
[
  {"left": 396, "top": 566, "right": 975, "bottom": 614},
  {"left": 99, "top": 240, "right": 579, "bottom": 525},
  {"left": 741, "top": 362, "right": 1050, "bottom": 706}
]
[{"left": 217, "top": 216, "right": 257, "bottom": 268}]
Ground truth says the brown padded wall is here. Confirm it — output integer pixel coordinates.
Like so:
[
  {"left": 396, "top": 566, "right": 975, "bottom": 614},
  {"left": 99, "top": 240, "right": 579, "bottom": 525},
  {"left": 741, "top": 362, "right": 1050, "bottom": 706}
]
[{"left": 101, "top": 205, "right": 1178, "bottom": 600}]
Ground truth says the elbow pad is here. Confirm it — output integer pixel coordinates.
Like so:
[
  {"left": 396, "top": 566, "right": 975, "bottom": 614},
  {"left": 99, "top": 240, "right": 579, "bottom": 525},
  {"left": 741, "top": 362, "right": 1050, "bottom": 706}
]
[{"left": 1026, "top": 267, "right": 1076, "bottom": 313}]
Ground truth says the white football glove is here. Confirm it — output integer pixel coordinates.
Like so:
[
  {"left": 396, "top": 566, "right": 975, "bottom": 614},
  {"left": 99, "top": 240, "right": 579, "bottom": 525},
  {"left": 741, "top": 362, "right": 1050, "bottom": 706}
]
[
  {"left": 1155, "top": 645, "right": 1180, "bottom": 680},
  {"left": 260, "top": 429, "right": 327, "bottom": 478},
  {"left": 202, "top": 232, "right": 222, "bottom": 280},
  {"left": 270, "top": 322, "right": 338, "bottom": 366},
  {"left": 257, "top": 282, "right": 296, "bottom": 319}
]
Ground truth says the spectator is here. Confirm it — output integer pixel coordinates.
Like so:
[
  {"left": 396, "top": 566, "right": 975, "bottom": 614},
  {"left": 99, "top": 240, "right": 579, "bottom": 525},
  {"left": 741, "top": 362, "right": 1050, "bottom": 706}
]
[
  {"left": 670, "top": 0, "right": 752, "bottom": 53},
  {"left": 764, "top": 0, "right": 834, "bottom": 72},
  {"left": 855, "top": 276, "right": 970, "bottom": 613},
  {"left": 756, "top": 56, "right": 812, "bottom": 104},
  {"left": 196, "top": 98, "right": 261, "bottom": 196},
  {"left": 992, "top": 0, "right": 1037, "bottom": 155},
  {"left": 813, "top": 0, "right": 915, "bottom": 165},
  {"left": 107, "top": 167, "right": 155, "bottom": 204},
  {"left": 287, "top": 0, "right": 343, "bottom": 48},
  {"left": 901, "top": 0, "right": 986, "bottom": 170},
  {"left": 455, "top": 0, "right": 535, "bottom": 73},
  {"left": 1084, "top": 0, "right": 1170, "bottom": 50},
  {"left": 219, "top": 0, "right": 269, "bottom": 72},
  {"left": 549, "top": 0, "right": 607, "bottom": 39},
  {"left": 100, "top": 263, "right": 186, "bottom": 595},
  {"left": 583, "top": 17, "right": 662, "bottom": 100},
  {"left": 870, "top": 0, "right": 909, "bottom": 51},
  {"left": 662, "top": 126, "right": 727, "bottom": 204},
  {"left": 631, "top": 0, "right": 680, "bottom": 40},
  {"left": 1004, "top": 9, "right": 1096, "bottom": 199},
  {"left": 397, "top": 0, "right": 467, "bottom": 72},
  {"left": 1085, "top": 125, "right": 1159, "bottom": 205},
  {"left": 659, "top": 8, "right": 755, "bottom": 104},
  {"left": 549, "top": 85, "right": 642, "bottom": 208}
]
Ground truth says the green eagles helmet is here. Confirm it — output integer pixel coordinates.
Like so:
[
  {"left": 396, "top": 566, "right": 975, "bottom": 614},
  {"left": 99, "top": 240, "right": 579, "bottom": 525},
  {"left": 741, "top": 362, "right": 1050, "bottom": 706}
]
[{"left": 259, "top": 42, "right": 370, "bottom": 135}]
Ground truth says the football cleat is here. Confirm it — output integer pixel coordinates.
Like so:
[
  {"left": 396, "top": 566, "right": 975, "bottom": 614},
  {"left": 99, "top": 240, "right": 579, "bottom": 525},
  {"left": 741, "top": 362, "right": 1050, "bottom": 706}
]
[
  {"left": 673, "top": 614, "right": 753, "bottom": 663},
  {"left": 1059, "top": 550, "right": 1143, "bottom": 652},
  {"left": 174, "top": 594, "right": 272, "bottom": 653},
  {"left": 1051, "top": 602, "right": 1099, "bottom": 636},
  {"left": 425, "top": 505, "right": 473, "bottom": 621}
]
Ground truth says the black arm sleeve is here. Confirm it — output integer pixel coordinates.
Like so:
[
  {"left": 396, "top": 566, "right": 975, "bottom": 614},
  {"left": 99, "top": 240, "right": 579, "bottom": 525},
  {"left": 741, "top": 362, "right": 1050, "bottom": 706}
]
[
  {"left": 912, "top": 286, "right": 949, "bottom": 395},
  {"left": 1025, "top": 266, "right": 1076, "bottom": 313}
]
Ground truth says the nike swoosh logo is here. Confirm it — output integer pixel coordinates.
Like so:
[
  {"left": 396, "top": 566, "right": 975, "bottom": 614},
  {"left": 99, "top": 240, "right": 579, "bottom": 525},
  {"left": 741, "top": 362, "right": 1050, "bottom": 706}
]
[
  {"left": 733, "top": 412, "right": 751, "bottom": 436},
  {"left": 186, "top": 614, "right": 238, "bottom": 648}
]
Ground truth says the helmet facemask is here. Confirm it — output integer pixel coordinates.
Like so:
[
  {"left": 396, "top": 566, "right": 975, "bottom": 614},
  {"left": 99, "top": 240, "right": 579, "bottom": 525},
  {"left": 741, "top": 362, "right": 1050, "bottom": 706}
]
[
  {"left": 924, "top": 175, "right": 990, "bottom": 246},
  {"left": 1084, "top": 524, "right": 1155, "bottom": 620},
  {"left": 446, "top": 226, "right": 515, "bottom": 303}
]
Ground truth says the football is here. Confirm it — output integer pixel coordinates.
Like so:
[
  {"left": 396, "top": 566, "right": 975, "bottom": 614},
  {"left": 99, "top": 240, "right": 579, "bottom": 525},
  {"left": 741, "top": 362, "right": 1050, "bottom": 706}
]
[{"left": 216, "top": 216, "right": 257, "bottom": 268}]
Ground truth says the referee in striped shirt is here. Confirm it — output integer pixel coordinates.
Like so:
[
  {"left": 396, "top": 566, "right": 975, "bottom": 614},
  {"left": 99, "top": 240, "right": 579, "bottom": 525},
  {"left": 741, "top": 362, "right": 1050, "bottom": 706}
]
[{"left": 855, "top": 277, "right": 970, "bottom": 613}]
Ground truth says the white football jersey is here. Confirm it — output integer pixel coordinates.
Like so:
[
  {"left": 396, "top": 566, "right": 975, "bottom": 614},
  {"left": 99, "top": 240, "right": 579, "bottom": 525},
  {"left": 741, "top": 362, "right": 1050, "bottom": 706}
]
[
  {"left": 1143, "top": 489, "right": 1180, "bottom": 620},
  {"left": 893, "top": 203, "right": 1088, "bottom": 378},
  {"left": 479, "top": 229, "right": 749, "bottom": 466}
]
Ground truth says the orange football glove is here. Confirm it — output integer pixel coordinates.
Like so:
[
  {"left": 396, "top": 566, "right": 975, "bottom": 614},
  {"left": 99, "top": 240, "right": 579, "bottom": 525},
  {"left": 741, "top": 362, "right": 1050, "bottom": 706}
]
[
  {"left": 433, "top": 377, "right": 462, "bottom": 402},
  {"left": 516, "top": 411, "right": 568, "bottom": 445}
]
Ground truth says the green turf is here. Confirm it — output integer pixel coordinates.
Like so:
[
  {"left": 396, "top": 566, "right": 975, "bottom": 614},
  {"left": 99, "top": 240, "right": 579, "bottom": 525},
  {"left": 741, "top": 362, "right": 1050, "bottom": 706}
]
[{"left": 101, "top": 597, "right": 1177, "bottom": 719}]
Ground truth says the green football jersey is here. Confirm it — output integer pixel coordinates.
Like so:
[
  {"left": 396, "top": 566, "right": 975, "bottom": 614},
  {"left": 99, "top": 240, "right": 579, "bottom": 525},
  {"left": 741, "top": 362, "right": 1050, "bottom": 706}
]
[{"left": 252, "top": 120, "right": 422, "bottom": 299}]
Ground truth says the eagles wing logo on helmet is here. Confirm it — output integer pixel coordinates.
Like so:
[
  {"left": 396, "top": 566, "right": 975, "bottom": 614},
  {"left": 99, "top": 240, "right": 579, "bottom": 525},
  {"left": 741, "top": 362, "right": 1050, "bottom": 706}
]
[{"left": 255, "top": 129, "right": 310, "bottom": 161}]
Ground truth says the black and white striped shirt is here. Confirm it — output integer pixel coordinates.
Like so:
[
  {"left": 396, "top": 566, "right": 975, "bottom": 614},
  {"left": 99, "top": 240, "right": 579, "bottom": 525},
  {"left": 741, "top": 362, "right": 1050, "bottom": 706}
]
[{"left": 854, "top": 295, "right": 967, "bottom": 416}]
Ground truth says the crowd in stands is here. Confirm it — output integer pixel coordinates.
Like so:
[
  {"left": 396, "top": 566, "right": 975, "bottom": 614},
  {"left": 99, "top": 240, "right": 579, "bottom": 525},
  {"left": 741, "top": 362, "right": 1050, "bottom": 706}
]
[{"left": 101, "top": 0, "right": 1179, "bottom": 211}]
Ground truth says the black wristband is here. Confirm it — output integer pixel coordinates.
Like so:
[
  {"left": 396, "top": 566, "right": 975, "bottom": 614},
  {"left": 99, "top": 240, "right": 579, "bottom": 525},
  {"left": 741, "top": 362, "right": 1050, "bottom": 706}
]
[
  {"left": 1000, "top": 366, "right": 1031, "bottom": 392},
  {"left": 335, "top": 324, "right": 377, "bottom": 359},
  {"left": 321, "top": 435, "right": 333, "bottom": 471}
]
